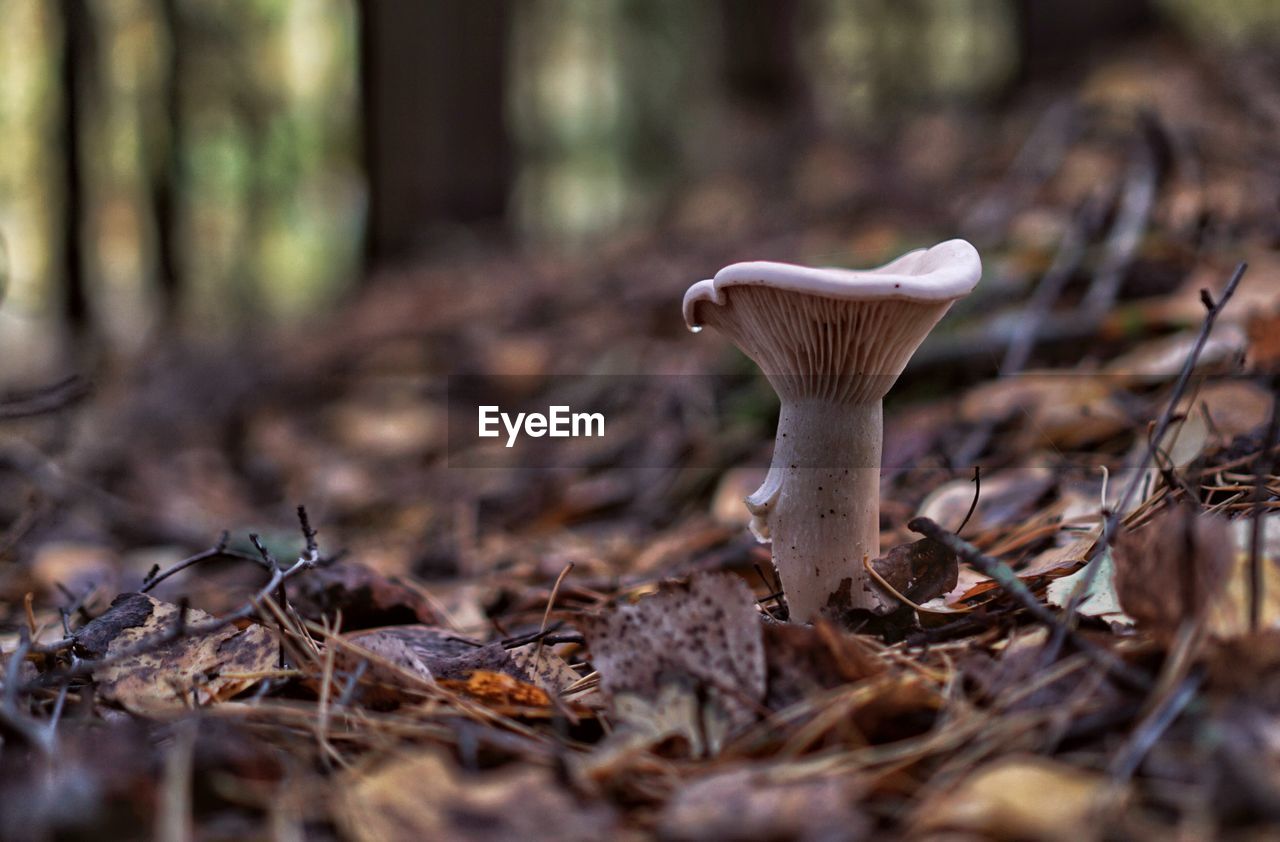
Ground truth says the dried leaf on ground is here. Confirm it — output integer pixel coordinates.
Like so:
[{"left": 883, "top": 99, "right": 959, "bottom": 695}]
[
  {"left": 1111, "top": 505, "right": 1233, "bottom": 640},
  {"left": 339, "top": 625, "right": 580, "bottom": 706},
  {"left": 870, "top": 537, "right": 958, "bottom": 608},
  {"left": 914, "top": 755, "right": 1117, "bottom": 841},
  {"left": 658, "top": 767, "right": 867, "bottom": 841},
  {"left": 579, "top": 573, "right": 765, "bottom": 756},
  {"left": 74, "top": 592, "right": 278, "bottom": 716},
  {"left": 1046, "top": 551, "right": 1134, "bottom": 628},
  {"left": 287, "top": 561, "right": 438, "bottom": 629},
  {"left": 337, "top": 751, "right": 618, "bottom": 842},
  {"left": 438, "top": 669, "right": 552, "bottom": 712},
  {"left": 763, "top": 621, "right": 884, "bottom": 709}
]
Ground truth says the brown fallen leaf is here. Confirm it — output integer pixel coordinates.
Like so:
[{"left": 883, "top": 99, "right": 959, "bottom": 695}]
[
  {"left": 74, "top": 592, "right": 278, "bottom": 717},
  {"left": 337, "top": 751, "right": 617, "bottom": 842},
  {"left": 914, "top": 755, "right": 1117, "bottom": 841},
  {"left": 438, "top": 669, "right": 551, "bottom": 711},
  {"left": 658, "top": 767, "right": 868, "bottom": 841},
  {"left": 287, "top": 561, "right": 438, "bottom": 630},
  {"left": 578, "top": 573, "right": 765, "bottom": 756},
  {"left": 1113, "top": 504, "right": 1233, "bottom": 641},
  {"left": 959, "top": 374, "right": 1130, "bottom": 449},
  {"left": 764, "top": 621, "right": 884, "bottom": 710},
  {"left": 338, "top": 625, "right": 581, "bottom": 707},
  {"left": 870, "top": 537, "right": 958, "bottom": 609}
]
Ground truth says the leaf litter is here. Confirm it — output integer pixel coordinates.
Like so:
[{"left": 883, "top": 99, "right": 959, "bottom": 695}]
[{"left": 3, "top": 39, "right": 1280, "bottom": 841}]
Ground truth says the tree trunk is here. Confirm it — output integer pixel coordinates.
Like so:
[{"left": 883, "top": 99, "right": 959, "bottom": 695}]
[
  {"left": 59, "top": 0, "right": 92, "bottom": 338},
  {"left": 151, "top": 0, "right": 184, "bottom": 322},
  {"left": 1011, "top": 0, "right": 1158, "bottom": 87},
  {"left": 718, "top": 0, "right": 804, "bottom": 110},
  {"left": 359, "top": 0, "right": 513, "bottom": 268}
]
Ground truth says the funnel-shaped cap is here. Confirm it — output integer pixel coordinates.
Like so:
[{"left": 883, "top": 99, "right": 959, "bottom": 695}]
[{"left": 684, "top": 240, "right": 981, "bottom": 404}]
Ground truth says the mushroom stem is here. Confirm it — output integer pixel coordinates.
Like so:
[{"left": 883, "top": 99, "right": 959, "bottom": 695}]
[{"left": 751, "top": 397, "right": 888, "bottom": 622}]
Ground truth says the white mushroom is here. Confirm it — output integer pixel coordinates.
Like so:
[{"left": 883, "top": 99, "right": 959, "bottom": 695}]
[{"left": 684, "top": 240, "right": 981, "bottom": 622}]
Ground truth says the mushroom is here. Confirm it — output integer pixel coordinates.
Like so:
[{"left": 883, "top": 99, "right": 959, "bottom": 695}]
[{"left": 684, "top": 240, "right": 981, "bottom": 622}]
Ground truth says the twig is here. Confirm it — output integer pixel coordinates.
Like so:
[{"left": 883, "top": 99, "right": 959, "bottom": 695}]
[
  {"left": 1082, "top": 116, "right": 1159, "bottom": 317},
  {"left": 140, "top": 531, "right": 271, "bottom": 594},
  {"left": 0, "top": 375, "right": 90, "bottom": 420},
  {"left": 1073, "top": 263, "right": 1248, "bottom": 597},
  {"left": 533, "top": 562, "right": 575, "bottom": 670},
  {"left": 1109, "top": 674, "right": 1201, "bottom": 782},
  {"left": 907, "top": 516, "right": 1150, "bottom": 691},
  {"left": 956, "top": 466, "right": 981, "bottom": 536},
  {"left": 0, "top": 635, "right": 54, "bottom": 755},
  {"left": 25, "top": 508, "right": 323, "bottom": 691}
]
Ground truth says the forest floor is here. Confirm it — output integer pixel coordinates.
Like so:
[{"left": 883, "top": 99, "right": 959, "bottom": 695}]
[{"left": 3, "top": 38, "right": 1280, "bottom": 841}]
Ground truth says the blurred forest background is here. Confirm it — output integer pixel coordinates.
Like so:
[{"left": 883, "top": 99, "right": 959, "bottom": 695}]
[{"left": 2, "top": 0, "right": 1278, "bottom": 380}]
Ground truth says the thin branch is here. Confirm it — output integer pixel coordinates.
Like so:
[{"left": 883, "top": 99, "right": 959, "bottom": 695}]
[
  {"left": 1074, "top": 262, "right": 1249, "bottom": 597},
  {"left": 140, "top": 531, "right": 271, "bottom": 594},
  {"left": 26, "top": 509, "right": 322, "bottom": 691},
  {"left": 0, "top": 375, "right": 90, "bottom": 420},
  {"left": 907, "top": 516, "right": 1150, "bottom": 692}
]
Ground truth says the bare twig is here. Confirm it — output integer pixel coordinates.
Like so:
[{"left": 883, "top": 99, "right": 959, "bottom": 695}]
[
  {"left": 1082, "top": 118, "right": 1160, "bottom": 318},
  {"left": 140, "top": 531, "right": 271, "bottom": 594},
  {"left": 1075, "top": 263, "right": 1248, "bottom": 592},
  {"left": 0, "top": 375, "right": 90, "bottom": 420},
  {"left": 25, "top": 508, "right": 323, "bottom": 691},
  {"left": 907, "top": 516, "right": 1150, "bottom": 691}
]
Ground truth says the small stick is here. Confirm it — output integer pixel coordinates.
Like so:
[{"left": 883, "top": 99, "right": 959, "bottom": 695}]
[
  {"left": 533, "top": 562, "right": 574, "bottom": 667},
  {"left": 1067, "top": 262, "right": 1248, "bottom": 622},
  {"left": 140, "top": 531, "right": 271, "bottom": 594},
  {"left": 907, "top": 516, "right": 1149, "bottom": 691},
  {"left": 956, "top": 466, "right": 982, "bottom": 535},
  {"left": 25, "top": 509, "right": 323, "bottom": 691}
]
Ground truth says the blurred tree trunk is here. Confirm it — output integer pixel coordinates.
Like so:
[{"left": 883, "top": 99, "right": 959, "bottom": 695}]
[
  {"left": 359, "top": 0, "right": 512, "bottom": 268},
  {"left": 151, "top": 0, "right": 184, "bottom": 322},
  {"left": 59, "top": 0, "right": 92, "bottom": 338},
  {"left": 1011, "top": 0, "right": 1158, "bottom": 86},
  {"left": 718, "top": 0, "right": 804, "bottom": 111}
]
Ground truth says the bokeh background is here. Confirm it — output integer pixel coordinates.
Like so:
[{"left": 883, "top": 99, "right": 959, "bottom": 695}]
[{"left": 2, "top": 0, "right": 1278, "bottom": 375}]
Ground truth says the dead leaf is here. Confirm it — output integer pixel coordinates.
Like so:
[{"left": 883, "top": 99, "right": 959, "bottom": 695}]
[
  {"left": 339, "top": 625, "right": 581, "bottom": 706},
  {"left": 1104, "top": 323, "right": 1248, "bottom": 383},
  {"left": 579, "top": 573, "right": 765, "bottom": 756},
  {"left": 764, "top": 621, "right": 884, "bottom": 709},
  {"left": 870, "top": 537, "right": 958, "bottom": 608},
  {"left": 74, "top": 592, "right": 278, "bottom": 716},
  {"left": 1248, "top": 311, "right": 1280, "bottom": 371},
  {"left": 915, "top": 755, "right": 1115, "bottom": 841},
  {"left": 1046, "top": 551, "right": 1134, "bottom": 628},
  {"left": 916, "top": 467, "right": 1055, "bottom": 533},
  {"left": 338, "top": 751, "right": 616, "bottom": 842},
  {"left": 438, "top": 670, "right": 551, "bottom": 710},
  {"left": 287, "top": 561, "right": 438, "bottom": 630},
  {"left": 1112, "top": 505, "right": 1233, "bottom": 640},
  {"left": 29, "top": 542, "right": 119, "bottom": 605},
  {"left": 959, "top": 374, "right": 1130, "bottom": 449},
  {"left": 508, "top": 641, "right": 584, "bottom": 695},
  {"left": 658, "top": 767, "right": 868, "bottom": 841}
]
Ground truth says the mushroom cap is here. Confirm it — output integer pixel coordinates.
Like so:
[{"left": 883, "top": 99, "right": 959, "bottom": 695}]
[
  {"left": 684, "top": 239, "right": 981, "bottom": 403},
  {"left": 683, "top": 239, "right": 980, "bottom": 327}
]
